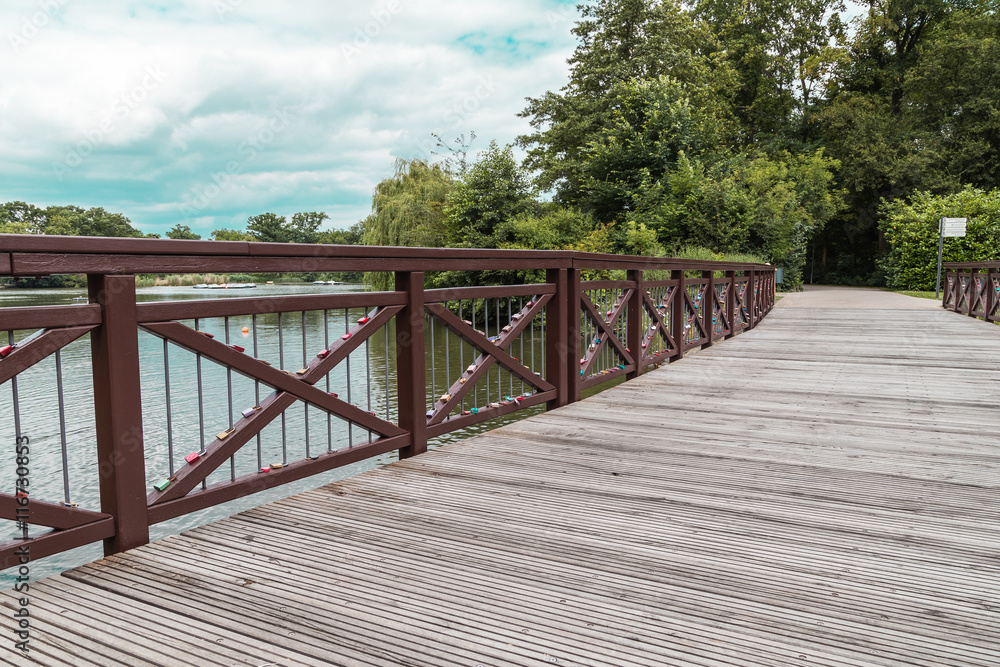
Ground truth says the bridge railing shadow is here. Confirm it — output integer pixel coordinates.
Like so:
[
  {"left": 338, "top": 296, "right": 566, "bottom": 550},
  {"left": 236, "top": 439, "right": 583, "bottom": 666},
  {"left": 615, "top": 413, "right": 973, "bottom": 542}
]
[{"left": 0, "top": 235, "right": 775, "bottom": 571}]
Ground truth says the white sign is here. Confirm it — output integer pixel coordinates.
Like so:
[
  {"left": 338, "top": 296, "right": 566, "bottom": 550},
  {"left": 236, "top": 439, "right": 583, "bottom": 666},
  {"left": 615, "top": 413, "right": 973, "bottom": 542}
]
[{"left": 941, "top": 217, "right": 967, "bottom": 237}]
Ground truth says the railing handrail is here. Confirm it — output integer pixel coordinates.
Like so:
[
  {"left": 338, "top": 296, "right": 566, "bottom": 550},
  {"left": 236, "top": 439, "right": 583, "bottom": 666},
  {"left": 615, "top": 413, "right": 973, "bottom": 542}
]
[
  {"left": 0, "top": 233, "right": 772, "bottom": 276},
  {"left": 0, "top": 235, "right": 776, "bottom": 572},
  {"left": 943, "top": 261, "right": 1000, "bottom": 269}
]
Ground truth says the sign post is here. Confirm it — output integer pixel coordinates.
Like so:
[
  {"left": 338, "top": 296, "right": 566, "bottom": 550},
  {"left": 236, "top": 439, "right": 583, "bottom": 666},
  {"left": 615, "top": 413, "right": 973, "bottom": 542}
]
[{"left": 936, "top": 217, "right": 967, "bottom": 298}]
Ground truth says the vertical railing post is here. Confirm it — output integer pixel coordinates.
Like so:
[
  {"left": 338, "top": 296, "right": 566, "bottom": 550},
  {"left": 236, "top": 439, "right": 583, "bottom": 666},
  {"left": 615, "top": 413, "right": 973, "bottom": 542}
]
[
  {"left": 626, "top": 269, "right": 643, "bottom": 380},
  {"left": 395, "top": 271, "right": 426, "bottom": 459},
  {"left": 670, "top": 268, "right": 686, "bottom": 363},
  {"left": 987, "top": 267, "right": 996, "bottom": 322},
  {"left": 954, "top": 270, "right": 963, "bottom": 313},
  {"left": 567, "top": 268, "right": 583, "bottom": 403},
  {"left": 545, "top": 268, "right": 570, "bottom": 410},
  {"left": 88, "top": 274, "right": 149, "bottom": 556},
  {"left": 702, "top": 269, "right": 715, "bottom": 349},
  {"left": 969, "top": 269, "right": 979, "bottom": 318},
  {"left": 747, "top": 268, "right": 757, "bottom": 329},
  {"left": 724, "top": 270, "right": 737, "bottom": 340}
]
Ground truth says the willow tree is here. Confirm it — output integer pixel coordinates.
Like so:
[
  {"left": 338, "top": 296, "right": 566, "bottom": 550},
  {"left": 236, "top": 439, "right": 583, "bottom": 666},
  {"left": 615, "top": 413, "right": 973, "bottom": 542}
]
[{"left": 362, "top": 158, "right": 455, "bottom": 290}]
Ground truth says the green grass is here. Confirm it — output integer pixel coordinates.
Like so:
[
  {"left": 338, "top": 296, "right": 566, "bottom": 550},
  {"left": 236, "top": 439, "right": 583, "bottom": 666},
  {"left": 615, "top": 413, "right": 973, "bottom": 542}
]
[{"left": 883, "top": 288, "right": 940, "bottom": 300}]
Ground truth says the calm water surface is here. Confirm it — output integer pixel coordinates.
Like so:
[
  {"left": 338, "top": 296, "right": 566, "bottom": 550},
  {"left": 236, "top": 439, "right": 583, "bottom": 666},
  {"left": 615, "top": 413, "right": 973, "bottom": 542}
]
[{"left": 0, "top": 283, "right": 549, "bottom": 582}]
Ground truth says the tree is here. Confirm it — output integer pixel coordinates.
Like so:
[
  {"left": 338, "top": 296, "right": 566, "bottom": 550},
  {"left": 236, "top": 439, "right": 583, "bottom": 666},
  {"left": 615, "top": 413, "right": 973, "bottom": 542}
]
[
  {"left": 445, "top": 142, "right": 537, "bottom": 248},
  {"left": 0, "top": 201, "right": 46, "bottom": 234},
  {"left": 211, "top": 228, "right": 254, "bottom": 241},
  {"left": 288, "top": 212, "right": 328, "bottom": 244},
  {"left": 246, "top": 212, "right": 289, "bottom": 243},
  {"left": 812, "top": 0, "right": 994, "bottom": 284},
  {"left": 166, "top": 224, "right": 201, "bottom": 240},
  {"left": 362, "top": 159, "right": 454, "bottom": 249},
  {"left": 317, "top": 222, "right": 363, "bottom": 245},
  {"left": 572, "top": 76, "right": 718, "bottom": 222},
  {"left": 518, "top": 0, "right": 729, "bottom": 200}
]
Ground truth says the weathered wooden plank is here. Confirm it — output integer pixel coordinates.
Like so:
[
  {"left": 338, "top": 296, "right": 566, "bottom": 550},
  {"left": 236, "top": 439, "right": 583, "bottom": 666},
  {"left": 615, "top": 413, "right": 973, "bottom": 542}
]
[{"left": 3, "top": 287, "right": 998, "bottom": 666}]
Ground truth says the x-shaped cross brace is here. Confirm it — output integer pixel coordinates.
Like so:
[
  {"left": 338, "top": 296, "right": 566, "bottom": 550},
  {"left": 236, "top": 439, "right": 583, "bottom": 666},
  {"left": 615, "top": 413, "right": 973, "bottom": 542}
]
[
  {"left": 579, "top": 289, "right": 634, "bottom": 378},
  {"left": 424, "top": 296, "right": 554, "bottom": 426},
  {"left": 639, "top": 288, "right": 678, "bottom": 364},
  {"left": 142, "top": 305, "right": 405, "bottom": 504}
]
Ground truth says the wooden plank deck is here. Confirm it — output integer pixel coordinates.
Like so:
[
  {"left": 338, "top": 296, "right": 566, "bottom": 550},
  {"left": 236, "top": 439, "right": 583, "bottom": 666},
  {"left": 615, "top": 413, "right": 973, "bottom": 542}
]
[{"left": 6, "top": 287, "right": 999, "bottom": 666}]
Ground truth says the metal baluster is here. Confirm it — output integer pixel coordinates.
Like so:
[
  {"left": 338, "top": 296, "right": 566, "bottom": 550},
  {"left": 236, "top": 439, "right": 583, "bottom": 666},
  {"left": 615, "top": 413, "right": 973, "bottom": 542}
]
[
  {"left": 344, "top": 309, "right": 352, "bottom": 448},
  {"left": 9, "top": 332, "right": 21, "bottom": 442},
  {"left": 302, "top": 311, "right": 309, "bottom": 460},
  {"left": 278, "top": 312, "right": 287, "bottom": 465},
  {"left": 163, "top": 339, "right": 175, "bottom": 477},
  {"left": 225, "top": 317, "right": 235, "bottom": 481},
  {"left": 54, "top": 349, "right": 71, "bottom": 504},
  {"left": 529, "top": 297, "right": 534, "bottom": 388},
  {"left": 540, "top": 296, "right": 545, "bottom": 380},
  {"left": 253, "top": 314, "right": 262, "bottom": 472},
  {"left": 444, "top": 302, "right": 450, "bottom": 413},
  {"left": 483, "top": 299, "right": 490, "bottom": 405},
  {"left": 496, "top": 298, "right": 502, "bottom": 400},
  {"left": 508, "top": 297, "right": 514, "bottom": 399},
  {"left": 519, "top": 297, "right": 524, "bottom": 397},
  {"left": 324, "top": 310, "right": 332, "bottom": 452},
  {"left": 472, "top": 299, "right": 477, "bottom": 409},
  {"left": 459, "top": 301, "right": 464, "bottom": 414},
  {"left": 430, "top": 308, "right": 436, "bottom": 406},
  {"left": 195, "top": 318, "right": 206, "bottom": 489}
]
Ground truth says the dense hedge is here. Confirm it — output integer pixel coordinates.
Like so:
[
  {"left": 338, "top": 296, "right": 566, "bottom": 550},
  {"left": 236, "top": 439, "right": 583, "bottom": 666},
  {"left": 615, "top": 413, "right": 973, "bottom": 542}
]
[{"left": 879, "top": 188, "right": 1000, "bottom": 291}]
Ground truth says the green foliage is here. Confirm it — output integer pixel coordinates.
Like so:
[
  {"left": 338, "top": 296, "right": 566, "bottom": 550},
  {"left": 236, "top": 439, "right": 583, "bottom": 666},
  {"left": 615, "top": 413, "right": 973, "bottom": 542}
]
[
  {"left": 211, "top": 228, "right": 255, "bottom": 241},
  {"left": 166, "top": 224, "right": 201, "bottom": 240},
  {"left": 361, "top": 158, "right": 455, "bottom": 290},
  {"left": 246, "top": 212, "right": 289, "bottom": 243},
  {"left": 445, "top": 142, "right": 537, "bottom": 248},
  {"left": 880, "top": 187, "right": 1000, "bottom": 290},
  {"left": 288, "top": 212, "right": 329, "bottom": 244},
  {"left": 316, "top": 222, "right": 363, "bottom": 245},
  {"left": 0, "top": 201, "right": 145, "bottom": 238}
]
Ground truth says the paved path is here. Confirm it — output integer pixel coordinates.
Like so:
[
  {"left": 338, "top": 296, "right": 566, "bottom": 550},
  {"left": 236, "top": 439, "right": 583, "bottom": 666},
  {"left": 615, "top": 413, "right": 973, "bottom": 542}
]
[{"left": 4, "top": 288, "right": 998, "bottom": 666}]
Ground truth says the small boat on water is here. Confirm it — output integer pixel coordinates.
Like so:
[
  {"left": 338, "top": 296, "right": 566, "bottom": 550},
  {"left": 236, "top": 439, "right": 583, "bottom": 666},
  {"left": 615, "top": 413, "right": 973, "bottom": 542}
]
[
  {"left": 193, "top": 283, "right": 256, "bottom": 290},
  {"left": 312, "top": 280, "right": 343, "bottom": 285},
  {"left": 72, "top": 296, "right": 88, "bottom": 301}
]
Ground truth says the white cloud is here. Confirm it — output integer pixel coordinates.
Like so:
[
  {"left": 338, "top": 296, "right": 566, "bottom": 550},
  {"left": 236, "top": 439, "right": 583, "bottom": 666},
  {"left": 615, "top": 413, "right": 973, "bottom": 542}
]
[{"left": 0, "top": 0, "right": 581, "bottom": 235}]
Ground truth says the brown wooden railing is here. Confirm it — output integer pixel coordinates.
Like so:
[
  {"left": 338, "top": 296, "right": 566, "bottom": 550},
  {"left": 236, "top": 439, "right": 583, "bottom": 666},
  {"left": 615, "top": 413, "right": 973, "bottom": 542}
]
[
  {"left": 0, "top": 235, "right": 775, "bottom": 569},
  {"left": 942, "top": 262, "right": 1000, "bottom": 322}
]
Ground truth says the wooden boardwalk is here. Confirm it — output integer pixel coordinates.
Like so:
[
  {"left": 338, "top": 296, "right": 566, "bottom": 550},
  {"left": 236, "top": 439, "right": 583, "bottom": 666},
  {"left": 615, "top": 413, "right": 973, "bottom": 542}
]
[{"left": 6, "top": 287, "right": 999, "bottom": 666}]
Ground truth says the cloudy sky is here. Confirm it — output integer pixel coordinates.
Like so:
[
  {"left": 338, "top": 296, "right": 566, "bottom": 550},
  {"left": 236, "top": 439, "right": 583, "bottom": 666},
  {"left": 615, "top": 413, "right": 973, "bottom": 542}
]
[{"left": 1, "top": 0, "right": 582, "bottom": 237}]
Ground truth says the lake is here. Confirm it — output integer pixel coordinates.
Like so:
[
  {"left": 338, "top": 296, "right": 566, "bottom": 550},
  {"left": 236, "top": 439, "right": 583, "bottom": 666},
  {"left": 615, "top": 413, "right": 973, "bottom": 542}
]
[{"left": 1, "top": 282, "right": 557, "bottom": 582}]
